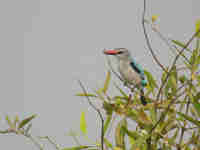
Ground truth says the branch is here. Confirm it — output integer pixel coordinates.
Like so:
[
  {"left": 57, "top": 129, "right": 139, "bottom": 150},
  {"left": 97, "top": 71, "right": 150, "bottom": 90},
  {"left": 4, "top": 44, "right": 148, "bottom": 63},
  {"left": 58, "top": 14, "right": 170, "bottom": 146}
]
[
  {"left": 25, "top": 134, "right": 44, "bottom": 150},
  {"left": 156, "top": 29, "right": 200, "bottom": 101},
  {"left": 78, "top": 80, "right": 104, "bottom": 150},
  {"left": 39, "top": 136, "right": 61, "bottom": 150},
  {"left": 142, "top": 0, "right": 167, "bottom": 73},
  {"left": 147, "top": 22, "right": 191, "bottom": 64},
  {"left": 0, "top": 128, "right": 44, "bottom": 150}
]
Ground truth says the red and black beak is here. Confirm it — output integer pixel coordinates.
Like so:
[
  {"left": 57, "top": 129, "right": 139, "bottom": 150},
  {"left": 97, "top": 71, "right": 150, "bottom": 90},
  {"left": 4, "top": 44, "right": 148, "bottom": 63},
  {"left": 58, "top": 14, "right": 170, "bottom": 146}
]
[{"left": 103, "top": 49, "right": 121, "bottom": 55}]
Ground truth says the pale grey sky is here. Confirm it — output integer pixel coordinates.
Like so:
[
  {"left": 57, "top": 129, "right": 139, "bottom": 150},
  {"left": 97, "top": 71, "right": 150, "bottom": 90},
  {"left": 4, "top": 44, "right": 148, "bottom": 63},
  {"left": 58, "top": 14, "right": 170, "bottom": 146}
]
[{"left": 0, "top": 0, "right": 199, "bottom": 149}]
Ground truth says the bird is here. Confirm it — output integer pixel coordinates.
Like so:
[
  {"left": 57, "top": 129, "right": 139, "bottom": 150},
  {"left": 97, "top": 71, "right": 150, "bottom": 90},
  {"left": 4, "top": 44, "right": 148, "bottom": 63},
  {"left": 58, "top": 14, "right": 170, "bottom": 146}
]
[{"left": 103, "top": 48, "right": 147, "bottom": 105}]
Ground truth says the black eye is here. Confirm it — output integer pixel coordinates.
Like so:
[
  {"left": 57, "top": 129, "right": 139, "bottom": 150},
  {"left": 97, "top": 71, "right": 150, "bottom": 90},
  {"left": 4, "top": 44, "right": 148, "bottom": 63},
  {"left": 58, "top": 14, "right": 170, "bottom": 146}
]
[{"left": 118, "top": 51, "right": 123, "bottom": 54}]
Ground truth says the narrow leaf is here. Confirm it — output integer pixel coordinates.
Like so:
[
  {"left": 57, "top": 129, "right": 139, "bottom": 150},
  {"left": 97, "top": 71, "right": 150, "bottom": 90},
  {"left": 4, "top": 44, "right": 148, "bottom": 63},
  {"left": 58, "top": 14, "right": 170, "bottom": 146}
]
[
  {"left": 144, "top": 70, "right": 157, "bottom": 90},
  {"left": 121, "top": 126, "right": 140, "bottom": 140},
  {"left": 115, "top": 119, "right": 127, "bottom": 149},
  {"left": 80, "top": 112, "right": 87, "bottom": 135},
  {"left": 196, "top": 19, "right": 200, "bottom": 38},
  {"left": 177, "top": 112, "right": 200, "bottom": 127},
  {"left": 192, "top": 100, "right": 200, "bottom": 117},
  {"left": 76, "top": 93, "right": 97, "bottom": 97},
  {"left": 62, "top": 146, "right": 90, "bottom": 150},
  {"left": 18, "top": 114, "right": 37, "bottom": 129},
  {"left": 114, "top": 83, "right": 128, "bottom": 98},
  {"left": 103, "top": 114, "right": 112, "bottom": 134},
  {"left": 104, "top": 138, "right": 113, "bottom": 149},
  {"left": 103, "top": 71, "right": 111, "bottom": 93},
  {"left": 172, "top": 40, "right": 192, "bottom": 52},
  {"left": 5, "top": 115, "right": 15, "bottom": 129}
]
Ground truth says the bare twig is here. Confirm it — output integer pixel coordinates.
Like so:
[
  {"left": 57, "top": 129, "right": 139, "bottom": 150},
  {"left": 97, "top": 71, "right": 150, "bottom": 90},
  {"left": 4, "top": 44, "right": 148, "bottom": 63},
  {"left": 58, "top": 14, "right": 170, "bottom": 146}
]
[
  {"left": 68, "top": 129, "right": 82, "bottom": 146},
  {"left": 25, "top": 134, "right": 44, "bottom": 150},
  {"left": 156, "top": 30, "right": 200, "bottom": 102},
  {"left": 148, "top": 22, "right": 191, "bottom": 64},
  {"left": 39, "top": 136, "right": 61, "bottom": 150},
  {"left": 178, "top": 97, "right": 190, "bottom": 150},
  {"left": 78, "top": 80, "right": 104, "bottom": 150},
  {"left": 142, "top": 0, "right": 167, "bottom": 73},
  {"left": 0, "top": 128, "right": 44, "bottom": 150}
]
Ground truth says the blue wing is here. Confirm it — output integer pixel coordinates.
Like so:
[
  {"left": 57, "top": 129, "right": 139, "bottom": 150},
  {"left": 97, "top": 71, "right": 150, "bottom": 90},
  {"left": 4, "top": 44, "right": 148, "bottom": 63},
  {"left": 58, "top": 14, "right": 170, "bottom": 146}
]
[{"left": 130, "top": 60, "right": 147, "bottom": 86}]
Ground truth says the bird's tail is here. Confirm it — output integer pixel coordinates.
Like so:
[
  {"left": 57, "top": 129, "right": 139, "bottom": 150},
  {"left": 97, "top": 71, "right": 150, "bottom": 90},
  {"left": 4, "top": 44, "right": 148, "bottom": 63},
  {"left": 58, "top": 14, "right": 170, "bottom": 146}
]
[{"left": 140, "top": 89, "right": 147, "bottom": 105}]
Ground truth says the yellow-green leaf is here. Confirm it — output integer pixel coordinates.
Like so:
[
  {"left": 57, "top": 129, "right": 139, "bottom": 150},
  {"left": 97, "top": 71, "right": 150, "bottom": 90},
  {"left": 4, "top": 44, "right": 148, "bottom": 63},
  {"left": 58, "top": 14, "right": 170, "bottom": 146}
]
[
  {"left": 14, "top": 115, "right": 19, "bottom": 126},
  {"left": 193, "top": 99, "right": 200, "bottom": 117},
  {"left": 80, "top": 112, "right": 87, "bottom": 135},
  {"left": 5, "top": 115, "right": 15, "bottom": 129},
  {"left": 76, "top": 93, "right": 97, "bottom": 97},
  {"left": 18, "top": 114, "right": 37, "bottom": 129},
  {"left": 114, "top": 83, "right": 129, "bottom": 99},
  {"left": 103, "top": 114, "right": 112, "bottom": 134},
  {"left": 103, "top": 71, "right": 111, "bottom": 93},
  {"left": 138, "top": 109, "right": 152, "bottom": 125},
  {"left": 151, "top": 15, "right": 158, "bottom": 23},
  {"left": 104, "top": 138, "right": 113, "bottom": 149},
  {"left": 115, "top": 119, "right": 127, "bottom": 149},
  {"left": 144, "top": 70, "right": 157, "bottom": 91},
  {"left": 171, "top": 40, "right": 192, "bottom": 52},
  {"left": 177, "top": 112, "right": 200, "bottom": 127},
  {"left": 121, "top": 126, "right": 140, "bottom": 140},
  {"left": 196, "top": 19, "right": 200, "bottom": 38},
  {"left": 62, "top": 146, "right": 90, "bottom": 150}
]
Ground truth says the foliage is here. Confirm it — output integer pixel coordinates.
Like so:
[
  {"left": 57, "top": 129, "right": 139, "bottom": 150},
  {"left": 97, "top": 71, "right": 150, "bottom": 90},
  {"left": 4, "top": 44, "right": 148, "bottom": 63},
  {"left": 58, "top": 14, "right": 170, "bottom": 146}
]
[
  {"left": 74, "top": 21, "right": 200, "bottom": 150},
  {"left": 1, "top": 1, "right": 200, "bottom": 150}
]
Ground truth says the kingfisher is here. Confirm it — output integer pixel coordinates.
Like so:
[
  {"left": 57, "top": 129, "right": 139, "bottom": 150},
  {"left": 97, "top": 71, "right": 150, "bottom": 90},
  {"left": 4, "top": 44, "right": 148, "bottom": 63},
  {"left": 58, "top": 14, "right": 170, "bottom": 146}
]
[{"left": 103, "top": 48, "right": 147, "bottom": 105}]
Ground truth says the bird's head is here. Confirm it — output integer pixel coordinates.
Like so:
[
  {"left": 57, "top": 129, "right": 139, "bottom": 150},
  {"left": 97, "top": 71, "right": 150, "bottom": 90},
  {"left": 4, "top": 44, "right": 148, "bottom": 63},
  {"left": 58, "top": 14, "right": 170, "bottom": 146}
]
[{"left": 103, "top": 48, "right": 131, "bottom": 61}]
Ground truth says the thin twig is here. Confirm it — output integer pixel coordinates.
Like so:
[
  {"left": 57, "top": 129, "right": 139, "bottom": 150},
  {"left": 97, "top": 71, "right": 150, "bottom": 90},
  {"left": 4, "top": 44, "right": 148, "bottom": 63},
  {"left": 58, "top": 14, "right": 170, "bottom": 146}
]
[
  {"left": 156, "top": 29, "right": 200, "bottom": 102},
  {"left": 142, "top": 0, "right": 167, "bottom": 73},
  {"left": 39, "top": 136, "right": 61, "bottom": 150},
  {"left": 25, "top": 134, "right": 44, "bottom": 150},
  {"left": 68, "top": 129, "right": 82, "bottom": 146},
  {"left": 149, "top": 22, "right": 191, "bottom": 64},
  {"left": 0, "top": 128, "right": 44, "bottom": 150},
  {"left": 78, "top": 80, "right": 104, "bottom": 150},
  {"left": 178, "top": 96, "right": 190, "bottom": 150}
]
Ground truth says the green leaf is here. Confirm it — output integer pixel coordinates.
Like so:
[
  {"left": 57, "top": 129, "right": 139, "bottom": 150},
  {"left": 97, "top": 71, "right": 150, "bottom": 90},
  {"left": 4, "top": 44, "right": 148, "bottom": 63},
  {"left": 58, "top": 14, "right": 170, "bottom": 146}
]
[
  {"left": 144, "top": 70, "right": 157, "bottom": 92},
  {"left": 5, "top": 115, "right": 15, "bottom": 129},
  {"left": 171, "top": 40, "right": 192, "bottom": 52},
  {"left": 193, "top": 95, "right": 200, "bottom": 117},
  {"left": 167, "top": 128, "right": 179, "bottom": 145},
  {"left": 103, "top": 71, "right": 111, "bottom": 93},
  {"left": 177, "top": 112, "right": 200, "bottom": 127},
  {"left": 114, "top": 83, "right": 129, "bottom": 99},
  {"left": 196, "top": 38, "right": 200, "bottom": 51},
  {"left": 168, "top": 69, "right": 177, "bottom": 94},
  {"left": 115, "top": 119, "right": 127, "bottom": 149},
  {"left": 18, "top": 114, "right": 37, "bottom": 129},
  {"left": 14, "top": 115, "right": 19, "bottom": 126},
  {"left": 76, "top": 93, "right": 97, "bottom": 97},
  {"left": 103, "top": 114, "right": 112, "bottom": 134},
  {"left": 62, "top": 146, "right": 91, "bottom": 150},
  {"left": 195, "top": 19, "right": 200, "bottom": 38},
  {"left": 80, "top": 112, "right": 87, "bottom": 135},
  {"left": 179, "top": 75, "right": 188, "bottom": 84},
  {"left": 121, "top": 126, "right": 140, "bottom": 140},
  {"left": 104, "top": 138, "right": 113, "bottom": 149}
]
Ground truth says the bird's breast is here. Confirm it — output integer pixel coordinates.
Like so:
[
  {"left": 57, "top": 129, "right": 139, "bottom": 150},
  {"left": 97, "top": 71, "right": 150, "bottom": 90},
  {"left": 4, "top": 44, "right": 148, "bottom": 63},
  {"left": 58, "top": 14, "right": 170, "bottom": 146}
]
[{"left": 119, "top": 61, "right": 141, "bottom": 85}]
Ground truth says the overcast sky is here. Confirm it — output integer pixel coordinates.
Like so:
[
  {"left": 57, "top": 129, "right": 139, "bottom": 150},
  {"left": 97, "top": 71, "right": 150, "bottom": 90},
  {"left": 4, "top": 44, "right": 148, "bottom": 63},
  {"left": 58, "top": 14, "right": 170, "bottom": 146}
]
[{"left": 0, "top": 0, "right": 199, "bottom": 149}]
